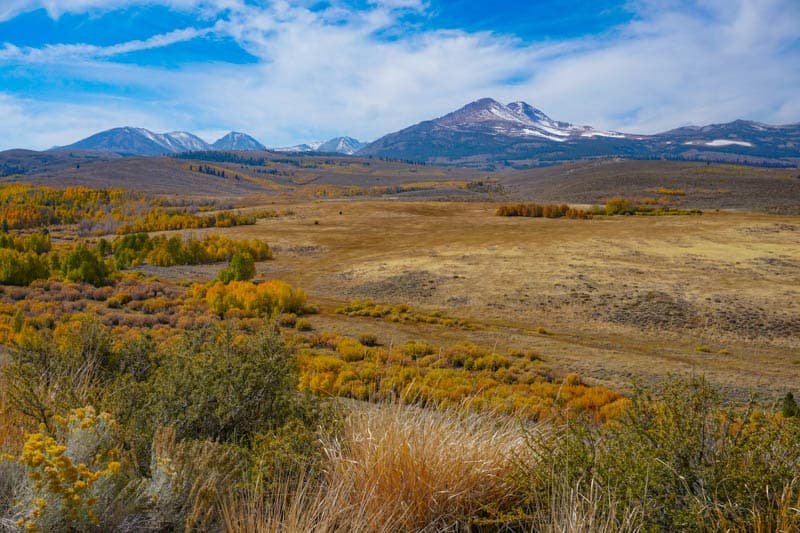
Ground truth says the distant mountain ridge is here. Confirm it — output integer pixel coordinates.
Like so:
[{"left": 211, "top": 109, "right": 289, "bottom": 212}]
[
  {"left": 274, "top": 136, "right": 366, "bottom": 155},
  {"left": 56, "top": 128, "right": 364, "bottom": 156},
  {"left": 45, "top": 102, "right": 800, "bottom": 167},
  {"left": 56, "top": 127, "right": 210, "bottom": 156},
  {"left": 357, "top": 98, "right": 800, "bottom": 168}
]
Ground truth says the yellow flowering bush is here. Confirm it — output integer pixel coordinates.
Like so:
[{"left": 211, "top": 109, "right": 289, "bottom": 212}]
[{"left": 3, "top": 406, "right": 125, "bottom": 532}]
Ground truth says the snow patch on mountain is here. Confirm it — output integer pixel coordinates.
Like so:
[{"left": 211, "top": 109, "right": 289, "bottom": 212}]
[
  {"left": 520, "top": 129, "right": 568, "bottom": 142},
  {"left": 685, "top": 139, "right": 754, "bottom": 147},
  {"left": 273, "top": 141, "right": 324, "bottom": 152},
  {"left": 166, "top": 132, "right": 209, "bottom": 151}
]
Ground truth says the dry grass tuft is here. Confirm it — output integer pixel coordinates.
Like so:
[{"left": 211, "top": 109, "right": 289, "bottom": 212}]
[
  {"left": 221, "top": 471, "right": 387, "bottom": 533},
  {"left": 325, "top": 402, "right": 526, "bottom": 530},
  {"left": 222, "top": 401, "right": 529, "bottom": 532},
  {"left": 537, "top": 479, "right": 643, "bottom": 533}
]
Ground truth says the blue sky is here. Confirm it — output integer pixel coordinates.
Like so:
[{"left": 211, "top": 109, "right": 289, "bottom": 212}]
[{"left": 0, "top": 0, "right": 798, "bottom": 150}]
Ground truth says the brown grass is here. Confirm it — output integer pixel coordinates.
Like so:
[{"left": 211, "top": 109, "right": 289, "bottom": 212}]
[
  {"left": 222, "top": 401, "right": 529, "bottom": 532},
  {"left": 537, "top": 480, "right": 643, "bottom": 533}
]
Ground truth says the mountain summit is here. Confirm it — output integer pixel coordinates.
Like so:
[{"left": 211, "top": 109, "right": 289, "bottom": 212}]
[
  {"left": 274, "top": 136, "right": 366, "bottom": 155},
  {"left": 56, "top": 127, "right": 210, "bottom": 155},
  {"left": 211, "top": 132, "right": 266, "bottom": 151},
  {"left": 429, "top": 98, "right": 627, "bottom": 141},
  {"left": 316, "top": 137, "right": 366, "bottom": 155}
]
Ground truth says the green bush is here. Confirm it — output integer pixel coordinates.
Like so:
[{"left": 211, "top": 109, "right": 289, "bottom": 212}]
[
  {"left": 0, "top": 232, "right": 51, "bottom": 254},
  {"left": 518, "top": 376, "right": 800, "bottom": 530},
  {"left": 145, "top": 327, "right": 305, "bottom": 443},
  {"left": 60, "top": 246, "right": 111, "bottom": 286},
  {"left": 783, "top": 392, "right": 799, "bottom": 418},
  {"left": 112, "top": 232, "right": 151, "bottom": 268},
  {"left": 218, "top": 252, "right": 255, "bottom": 283},
  {"left": 112, "top": 233, "right": 271, "bottom": 269},
  {"left": 0, "top": 248, "right": 50, "bottom": 286}
]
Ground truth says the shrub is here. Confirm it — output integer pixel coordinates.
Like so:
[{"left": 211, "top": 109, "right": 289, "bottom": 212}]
[
  {"left": 3, "top": 406, "right": 128, "bottom": 532},
  {"left": 401, "top": 341, "right": 436, "bottom": 359},
  {"left": 604, "top": 197, "right": 633, "bottom": 215},
  {"left": 655, "top": 187, "right": 686, "bottom": 196},
  {"left": 106, "top": 292, "right": 131, "bottom": 309},
  {"left": 60, "top": 246, "right": 111, "bottom": 286},
  {"left": 783, "top": 392, "right": 799, "bottom": 418},
  {"left": 518, "top": 376, "right": 800, "bottom": 530},
  {"left": 4, "top": 317, "right": 115, "bottom": 429},
  {"left": 295, "top": 318, "right": 312, "bottom": 331},
  {"left": 336, "top": 338, "right": 368, "bottom": 362},
  {"left": 358, "top": 333, "right": 378, "bottom": 347},
  {"left": 202, "top": 280, "right": 307, "bottom": 317},
  {"left": 276, "top": 313, "right": 297, "bottom": 328},
  {"left": 218, "top": 252, "right": 256, "bottom": 283},
  {"left": 145, "top": 327, "right": 305, "bottom": 442},
  {"left": 142, "top": 426, "right": 244, "bottom": 531}
]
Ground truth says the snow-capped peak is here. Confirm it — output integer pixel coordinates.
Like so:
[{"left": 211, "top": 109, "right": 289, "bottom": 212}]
[
  {"left": 434, "top": 98, "right": 629, "bottom": 142},
  {"left": 211, "top": 132, "right": 266, "bottom": 150},
  {"left": 273, "top": 136, "right": 366, "bottom": 155}
]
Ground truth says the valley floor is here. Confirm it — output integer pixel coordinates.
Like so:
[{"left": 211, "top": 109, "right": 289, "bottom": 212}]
[{"left": 144, "top": 200, "right": 800, "bottom": 403}]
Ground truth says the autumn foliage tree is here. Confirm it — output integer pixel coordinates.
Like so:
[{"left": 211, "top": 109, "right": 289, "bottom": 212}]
[
  {"left": 495, "top": 203, "right": 591, "bottom": 219},
  {"left": 218, "top": 252, "right": 256, "bottom": 283},
  {"left": 59, "top": 246, "right": 111, "bottom": 286}
]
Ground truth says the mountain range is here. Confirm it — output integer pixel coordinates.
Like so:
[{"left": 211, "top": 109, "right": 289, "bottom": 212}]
[
  {"left": 55, "top": 129, "right": 365, "bottom": 156},
  {"left": 48, "top": 99, "right": 799, "bottom": 167},
  {"left": 358, "top": 98, "right": 800, "bottom": 168}
]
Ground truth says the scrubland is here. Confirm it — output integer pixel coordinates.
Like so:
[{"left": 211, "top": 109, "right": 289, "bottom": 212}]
[{"left": 0, "top": 181, "right": 798, "bottom": 531}]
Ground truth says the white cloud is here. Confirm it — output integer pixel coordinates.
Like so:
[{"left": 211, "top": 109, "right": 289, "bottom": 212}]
[
  {"left": 0, "top": 0, "right": 798, "bottom": 150},
  {"left": 0, "top": 0, "right": 235, "bottom": 22},
  {"left": 0, "top": 26, "right": 215, "bottom": 62}
]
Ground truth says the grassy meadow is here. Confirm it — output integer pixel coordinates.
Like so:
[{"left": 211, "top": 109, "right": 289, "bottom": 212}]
[{"left": 0, "top": 179, "right": 798, "bottom": 531}]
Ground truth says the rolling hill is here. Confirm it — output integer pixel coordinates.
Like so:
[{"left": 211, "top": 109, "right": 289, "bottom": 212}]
[{"left": 1, "top": 147, "right": 798, "bottom": 212}]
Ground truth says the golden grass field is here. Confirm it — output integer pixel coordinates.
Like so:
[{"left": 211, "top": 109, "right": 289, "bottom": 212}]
[{"left": 143, "top": 199, "right": 800, "bottom": 402}]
